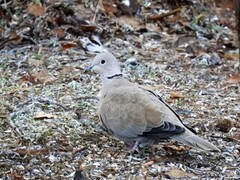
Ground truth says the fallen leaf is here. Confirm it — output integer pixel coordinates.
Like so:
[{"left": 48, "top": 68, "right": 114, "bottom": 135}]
[
  {"left": 215, "top": 119, "right": 233, "bottom": 133},
  {"left": 18, "top": 74, "right": 41, "bottom": 85},
  {"left": 60, "top": 42, "right": 77, "bottom": 51},
  {"left": 18, "top": 72, "right": 55, "bottom": 85},
  {"left": 227, "top": 131, "right": 240, "bottom": 142},
  {"left": 227, "top": 73, "right": 240, "bottom": 84},
  {"left": 27, "top": 3, "right": 45, "bottom": 16},
  {"left": 114, "top": 16, "right": 144, "bottom": 30},
  {"left": 8, "top": 171, "right": 24, "bottom": 180},
  {"left": 163, "top": 144, "right": 186, "bottom": 151},
  {"left": 223, "top": 53, "right": 239, "bottom": 61},
  {"left": 55, "top": 28, "right": 66, "bottom": 38},
  {"left": 0, "top": 112, "right": 7, "bottom": 118},
  {"left": 34, "top": 112, "right": 57, "bottom": 119},
  {"left": 102, "top": 0, "right": 118, "bottom": 15},
  {"left": 170, "top": 92, "right": 185, "bottom": 99},
  {"left": 0, "top": 27, "right": 4, "bottom": 33},
  {"left": 14, "top": 148, "right": 49, "bottom": 156},
  {"left": 165, "top": 168, "right": 195, "bottom": 179},
  {"left": 60, "top": 66, "right": 76, "bottom": 76},
  {"left": 217, "top": 0, "right": 235, "bottom": 10},
  {"left": 142, "top": 160, "right": 154, "bottom": 166},
  {"left": 163, "top": 144, "right": 189, "bottom": 153},
  {"left": 79, "top": 24, "right": 97, "bottom": 32}
]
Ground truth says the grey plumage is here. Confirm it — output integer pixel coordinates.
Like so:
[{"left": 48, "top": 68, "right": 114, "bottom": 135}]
[{"left": 88, "top": 52, "right": 220, "bottom": 152}]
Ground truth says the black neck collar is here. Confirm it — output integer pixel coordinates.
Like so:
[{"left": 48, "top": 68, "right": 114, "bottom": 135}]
[{"left": 107, "top": 74, "right": 123, "bottom": 79}]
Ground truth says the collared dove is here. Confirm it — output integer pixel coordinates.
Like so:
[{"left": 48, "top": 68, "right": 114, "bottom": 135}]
[{"left": 87, "top": 52, "right": 220, "bottom": 152}]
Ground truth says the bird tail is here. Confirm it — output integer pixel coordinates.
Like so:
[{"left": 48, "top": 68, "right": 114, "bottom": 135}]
[{"left": 171, "top": 130, "right": 220, "bottom": 152}]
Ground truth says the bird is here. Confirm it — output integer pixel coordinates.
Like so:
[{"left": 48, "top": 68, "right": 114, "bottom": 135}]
[{"left": 87, "top": 52, "right": 220, "bottom": 152}]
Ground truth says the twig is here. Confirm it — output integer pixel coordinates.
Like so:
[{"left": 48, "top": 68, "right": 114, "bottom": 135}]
[
  {"left": 73, "top": 96, "right": 99, "bottom": 101},
  {"left": 148, "top": 8, "right": 181, "bottom": 21},
  {"left": 5, "top": 118, "right": 24, "bottom": 138},
  {"left": 92, "top": 0, "right": 101, "bottom": 24}
]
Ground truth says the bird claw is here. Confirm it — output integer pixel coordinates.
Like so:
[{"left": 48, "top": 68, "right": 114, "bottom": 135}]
[{"left": 125, "top": 141, "right": 140, "bottom": 153}]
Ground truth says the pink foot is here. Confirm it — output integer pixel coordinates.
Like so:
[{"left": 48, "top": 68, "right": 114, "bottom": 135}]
[{"left": 125, "top": 141, "right": 139, "bottom": 152}]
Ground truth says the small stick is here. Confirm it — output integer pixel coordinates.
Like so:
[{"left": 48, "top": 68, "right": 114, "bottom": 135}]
[
  {"left": 92, "top": 0, "right": 101, "bottom": 24},
  {"left": 148, "top": 8, "right": 181, "bottom": 21}
]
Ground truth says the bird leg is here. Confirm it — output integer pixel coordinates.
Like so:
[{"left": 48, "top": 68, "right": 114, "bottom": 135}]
[
  {"left": 131, "top": 141, "right": 140, "bottom": 152},
  {"left": 125, "top": 141, "right": 140, "bottom": 152}
]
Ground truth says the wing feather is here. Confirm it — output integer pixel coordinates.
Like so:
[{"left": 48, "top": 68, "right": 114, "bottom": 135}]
[{"left": 99, "top": 79, "right": 188, "bottom": 140}]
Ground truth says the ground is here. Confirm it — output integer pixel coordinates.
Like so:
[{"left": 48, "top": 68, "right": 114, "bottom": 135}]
[{"left": 0, "top": 0, "right": 239, "bottom": 179}]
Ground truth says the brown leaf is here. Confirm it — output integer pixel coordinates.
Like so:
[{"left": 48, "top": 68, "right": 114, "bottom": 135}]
[
  {"left": 0, "top": 112, "right": 7, "bottom": 118},
  {"left": 8, "top": 171, "right": 24, "bottom": 180},
  {"left": 102, "top": 0, "right": 118, "bottom": 15},
  {"left": 114, "top": 16, "right": 144, "bottom": 30},
  {"left": 215, "top": 119, "right": 232, "bottom": 133},
  {"left": 170, "top": 92, "right": 185, "bottom": 99},
  {"left": 227, "top": 73, "right": 240, "bottom": 84},
  {"left": 223, "top": 53, "right": 239, "bottom": 61},
  {"left": 14, "top": 148, "right": 49, "bottom": 156},
  {"left": 163, "top": 143, "right": 189, "bottom": 155},
  {"left": 217, "top": 0, "right": 235, "bottom": 10},
  {"left": 34, "top": 112, "right": 57, "bottom": 119},
  {"left": 79, "top": 24, "right": 97, "bottom": 32},
  {"left": 165, "top": 168, "right": 195, "bottom": 179},
  {"left": 27, "top": 3, "right": 45, "bottom": 16},
  {"left": 227, "top": 131, "right": 240, "bottom": 142},
  {"left": 18, "top": 72, "right": 55, "bottom": 85},
  {"left": 60, "top": 42, "right": 77, "bottom": 51},
  {"left": 142, "top": 160, "right": 154, "bottom": 166},
  {"left": 18, "top": 74, "right": 41, "bottom": 85},
  {"left": 60, "top": 66, "right": 75, "bottom": 76},
  {"left": 55, "top": 28, "right": 66, "bottom": 38},
  {"left": 0, "top": 27, "right": 4, "bottom": 33}
]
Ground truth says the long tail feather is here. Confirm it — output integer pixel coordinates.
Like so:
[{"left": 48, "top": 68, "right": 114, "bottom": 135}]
[{"left": 172, "top": 130, "right": 220, "bottom": 152}]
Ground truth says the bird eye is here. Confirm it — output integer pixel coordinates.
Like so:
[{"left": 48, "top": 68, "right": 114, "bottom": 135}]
[{"left": 101, "top": 60, "right": 105, "bottom": 64}]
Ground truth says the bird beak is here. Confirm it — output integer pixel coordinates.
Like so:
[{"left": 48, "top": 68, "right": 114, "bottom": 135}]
[{"left": 84, "top": 65, "right": 94, "bottom": 72}]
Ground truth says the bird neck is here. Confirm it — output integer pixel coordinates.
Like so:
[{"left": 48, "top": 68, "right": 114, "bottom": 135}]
[
  {"left": 101, "top": 73, "right": 123, "bottom": 86},
  {"left": 107, "top": 74, "right": 123, "bottom": 79}
]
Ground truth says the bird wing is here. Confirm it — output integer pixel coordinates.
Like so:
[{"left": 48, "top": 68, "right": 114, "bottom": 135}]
[{"left": 99, "top": 79, "right": 186, "bottom": 139}]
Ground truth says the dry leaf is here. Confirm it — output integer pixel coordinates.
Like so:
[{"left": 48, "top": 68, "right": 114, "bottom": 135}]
[
  {"left": 14, "top": 148, "right": 49, "bottom": 156},
  {"left": 0, "top": 112, "right": 7, "bottom": 118},
  {"left": 142, "top": 160, "right": 154, "bottom": 166},
  {"left": 102, "top": 0, "right": 118, "bottom": 15},
  {"left": 8, "top": 171, "right": 24, "bottom": 180},
  {"left": 170, "top": 92, "right": 185, "bottom": 99},
  {"left": 223, "top": 53, "right": 239, "bottom": 61},
  {"left": 163, "top": 144, "right": 188, "bottom": 152},
  {"left": 18, "top": 74, "right": 41, "bottom": 85},
  {"left": 227, "top": 131, "right": 240, "bottom": 142},
  {"left": 18, "top": 72, "right": 55, "bottom": 85},
  {"left": 217, "top": 0, "right": 235, "bottom": 10},
  {"left": 60, "top": 42, "right": 77, "bottom": 51},
  {"left": 34, "top": 112, "right": 57, "bottom": 119},
  {"left": 215, "top": 119, "right": 232, "bottom": 133},
  {"left": 60, "top": 66, "right": 75, "bottom": 76},
  {"left": 79, "top": 24, "right": 97, "bottom": 32},
  {"left": 27, "top": 3, "right": 45, "bottom": 16},
  {"left": 0, "top": 27, "right": 4, "bottom": 33},
  {"left": 114, "top": 16, "right": 144, "bottom": 30},
  {"left": 227, "top": 73, "right": 240, "bottom": 84},
  {"left": 55, "top": 28, "right": 66, "bottom": 38},
  {"left": 165, "top": 168, "right": 195, "bottom": 178}
]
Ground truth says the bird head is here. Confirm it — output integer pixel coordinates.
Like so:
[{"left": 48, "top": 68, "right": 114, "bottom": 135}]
[{"left": 86, "top": 52, "right": 122, "bottom": 81}]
